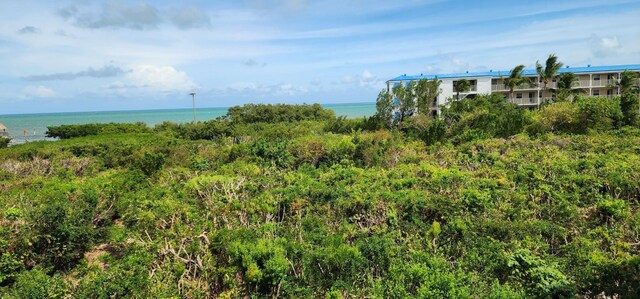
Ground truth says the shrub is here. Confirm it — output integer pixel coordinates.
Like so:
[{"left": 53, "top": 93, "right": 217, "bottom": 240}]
[
  {"left": 527, "top": 102, "right": 580, "bottom": 135},
  {"left": 0, "top": 252, "right": 24, "bottom": 285},
  {"left": 506, "top": 250, "right": 575, "bottom": 298},
  {"left": 620, "top": 92, "right": 639, "bottom": 127},
  {"left": 31, "top": 194, "right": 95, "bottom": 271},
  {"left": 324, "top": 116, "right": 365, "bottom": 134},
  {"left": 226, "top": 103, "right": 335, "bottom": 124},
  {"left": 250, "top": 139, "right": 295, "bottom": 168},
  {"left": 134, "top": 152, "right": 166, "bottom": 176},
  {"left": 46, "top": 122, "right": 150, "bottom": 139},
  {"left": 597, "top": 198, "right": 630, "bottom": 222},
  {"left": 574, "top": 96, "right": 622, "bottom": 132},
  {"left": 13, "top": 268, "right": 66, "bottom": 299},
  {"left": 0, "top": 138, "right": 9, "bottom": 148},
  {"left": 442, "top": 94, "right": 529, "bottom": 143},
  {"left": 154, "top": 120, "right": 231, "bottom": 140}
]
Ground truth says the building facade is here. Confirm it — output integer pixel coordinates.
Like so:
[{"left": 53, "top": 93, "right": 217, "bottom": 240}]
[{"left": 386, "top": 64, "right": 640, "bottom": 114}]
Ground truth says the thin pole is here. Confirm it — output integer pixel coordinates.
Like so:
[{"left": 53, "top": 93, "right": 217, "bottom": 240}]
[{"left": 190, "top": 92, "right": 196, "bottom": 122}]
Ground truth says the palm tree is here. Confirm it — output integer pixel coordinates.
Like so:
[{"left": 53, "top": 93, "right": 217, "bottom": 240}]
[
  {"left": 617, "top": 70, "right": 639, "bottom": 94},
  {"left": 552, "top": 72, "right": 584, "bottom": 101},
  {"left": 536, "top": 54, "right": 563, "bottom": 92},
  {"left": 506, "top": 65, "right": 533, "bottom": 100},
  {"left": 453, "top": 79, "right": 471, "bottom": 101}
]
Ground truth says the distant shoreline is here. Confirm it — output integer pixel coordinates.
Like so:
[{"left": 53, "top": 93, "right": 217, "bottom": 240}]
[
  {"left": 0, "top": 101, "right": 375, "bottom": 117},
  {"left": 1, "top": 102, "right": 376, "bottom": 144}
]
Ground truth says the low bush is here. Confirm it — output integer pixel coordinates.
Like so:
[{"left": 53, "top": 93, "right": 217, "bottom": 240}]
[{"left": 46, "top": 122, "right": 150, "bottom": 139}]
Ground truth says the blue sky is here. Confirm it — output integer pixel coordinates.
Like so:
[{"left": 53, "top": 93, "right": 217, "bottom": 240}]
[{"left": 1, "top": 0, "right": 639, "bottom": 114}]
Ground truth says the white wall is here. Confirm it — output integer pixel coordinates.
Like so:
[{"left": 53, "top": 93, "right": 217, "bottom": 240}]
[
  {"left": 476, "top": 77, "right": 492, "bottom": 94},
  {"left": 438, "top": 79, "right": 454, "bottom": 106}
]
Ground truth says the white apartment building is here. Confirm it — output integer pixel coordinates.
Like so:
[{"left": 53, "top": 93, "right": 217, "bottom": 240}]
[{"left": 386, "top": 64, "right": 640, "bottom": 115}]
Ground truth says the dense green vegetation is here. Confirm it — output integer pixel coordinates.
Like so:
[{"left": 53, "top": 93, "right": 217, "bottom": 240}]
[
  {"left": 1, "top": 95, "right": 639, "bottom": 298},
  {"left": 3, "top": 54, "right": 640, "bottom": 297}
]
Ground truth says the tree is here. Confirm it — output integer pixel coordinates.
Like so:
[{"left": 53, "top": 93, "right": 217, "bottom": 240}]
[
  {"left": 414, "top": 78, "right": 441, "bottom": 116},
  {"left": 536, "top": 54, "right": 563, "bottom": 92},
  {"left": 453, "top": 79, "right": 471, "bottom": 101},
  {"left": 506, "top": 65, "right": 533, "bottom": 100},
  {"left": 374, "top": 89, "right": 394, "bottom": 128},
  {"left": 620, "top": 91, "right": 639, "bottom": 127},
  {"left": 617, "top": 70, "right": 639, "bottom": 94},
  {"left": 393, "top": 82, "right": 416, "bottom": 123},
  {"left": 552, "top": 72, "right": 584, "bottom": 101}
]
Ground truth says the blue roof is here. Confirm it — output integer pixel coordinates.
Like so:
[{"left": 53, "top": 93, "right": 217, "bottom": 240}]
[{"left": 388, "top": 64, "right": 640, "bottom": 82}]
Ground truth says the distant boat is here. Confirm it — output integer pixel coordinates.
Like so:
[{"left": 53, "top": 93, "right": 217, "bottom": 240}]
[{"left": 0, "top": 123, "right": 9, "bottom": 138}]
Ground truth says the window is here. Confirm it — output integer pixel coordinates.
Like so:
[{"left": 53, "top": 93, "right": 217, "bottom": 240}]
[
  {"left": 538, "top": 92, "right": 543, "bottom": 98},
  {"left": 516, "top": 93, "right": 522, "bottom": 99},
  {"left": 592, "top": 89, "right": 600, "bottom": 96},
  {"left": 593, "top": 74, "right": 600, "bottom": 80},
  {"left": 491, "top": 79, "right": 498, "bottom": 84},
  {"left": 529, "top": 92, "right": 535, "bottom": 103}
]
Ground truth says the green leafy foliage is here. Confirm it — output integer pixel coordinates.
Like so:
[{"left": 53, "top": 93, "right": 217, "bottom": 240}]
[
  {"left": 226, "top": 103, "right": 335, "bottom": 124},
  {"left": 46, "top": 122, "right": 150, "bottom": 139},
  {"left": 1, "top": 102, "right": 639, "bottom": 298}
]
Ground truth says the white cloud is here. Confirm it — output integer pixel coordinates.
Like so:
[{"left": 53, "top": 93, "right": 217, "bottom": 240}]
[
  {"left": 113, "top": 65, "right": 196, "bottom": 92},
  {"left": 23, "top": 85, "right": 57, "bottom": 98},
  {"left": 342, "top": 70, "right": 384, "bottom": 89},
  {"left": 590, "top": 34, "right": 622, "bottom": 58}
]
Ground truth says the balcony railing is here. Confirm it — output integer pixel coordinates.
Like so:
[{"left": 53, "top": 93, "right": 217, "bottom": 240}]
[
  {"left": 491, "top": 84, "right": 506, "bottom": 91},
  {"left": 491, "top": 83, "right": 537, "bottom": 91},
  {"left": 453, "top": 85, "right": 478, "bottom": 92},
  {"left": 591, "top": 79, "right": 618, "bottom": 87},
  {"left": 509, "top": 97, "right": 538, "bottom": 105},
  {"left": 578, "top": 79, "right": 590, "bottom": 87}
]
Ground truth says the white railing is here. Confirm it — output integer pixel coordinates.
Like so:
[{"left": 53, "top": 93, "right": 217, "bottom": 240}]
[
  {"left": 509, "top": 98, "right": 538, "bottom": 105},
  {"left": 454, "top": 85, "right": 478, "bottom": 92},
  {"left": 491, "top": 84, "right": 507, "bottom": 91},
  {"left": 592, "top": 78, "right": 619, "bottom": 87},
  {"left": 578, "top": 79, "right": 590, "bottom": 87}
]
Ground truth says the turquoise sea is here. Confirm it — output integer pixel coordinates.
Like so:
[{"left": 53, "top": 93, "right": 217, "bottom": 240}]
[{"left": 0, "top": 102, "right": 375, "bottom": 143}]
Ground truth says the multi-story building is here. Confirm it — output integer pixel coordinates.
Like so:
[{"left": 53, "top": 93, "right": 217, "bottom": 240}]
[{"left": 386, "top": 64, "right": 640, "bottom": 115}]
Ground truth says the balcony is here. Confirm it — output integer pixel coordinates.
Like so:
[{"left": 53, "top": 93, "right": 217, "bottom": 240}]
[
  {"left": 578, "top": 79, "right": 591, "bottom": 87},
  {"left": 591, "top": 79, "right": 618, "bottom": 87},
  {"left": 454, "top": 85, "right": 478, "bottom": 93},
  {"left": 509, "top": 97, "right": 538, "bottom": 106},
  {"left": 491, "top": 84, "right": 507, "bottom": 91},
  {"left": 491, "top": 83, "right": 537, "bottom": 91}
]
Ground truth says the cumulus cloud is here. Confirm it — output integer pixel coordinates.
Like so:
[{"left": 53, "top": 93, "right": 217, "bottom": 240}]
[
  {"left": 58, "top": 1, "right": 211, "bottom": 31},
  {"left": 23, "top": 66, "right": 126, "bottom": 81},
  {"left": 110, "top": 65, "right": 196, "bottom": 92},
  {"left": 590, "top": 34, "right": 622, "bottom": 58},
  {"left": 341, "top": 70, "right": 384, "bottom": 89},
  {"left": 23, "top": 86, "right": 57, "bottom": 98},
  {"left": 17, "top": 26, "right": 41, "bottom": 35}
]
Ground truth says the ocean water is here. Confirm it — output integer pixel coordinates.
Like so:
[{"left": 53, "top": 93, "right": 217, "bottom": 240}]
[{"left": 0, "top": 102, "right": 375, "bottom": 143}]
